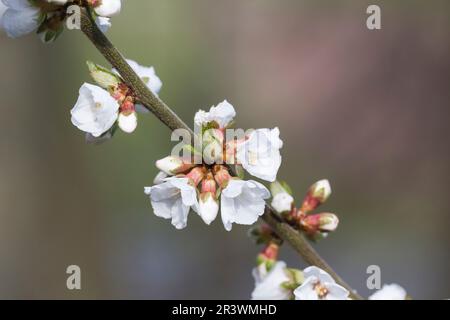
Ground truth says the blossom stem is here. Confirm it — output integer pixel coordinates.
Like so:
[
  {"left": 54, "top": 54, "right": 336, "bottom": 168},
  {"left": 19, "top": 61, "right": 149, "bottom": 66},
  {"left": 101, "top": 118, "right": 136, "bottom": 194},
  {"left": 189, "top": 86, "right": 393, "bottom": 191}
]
[{"left": 80, "top": 9, "right": 363, "bottom": 300}]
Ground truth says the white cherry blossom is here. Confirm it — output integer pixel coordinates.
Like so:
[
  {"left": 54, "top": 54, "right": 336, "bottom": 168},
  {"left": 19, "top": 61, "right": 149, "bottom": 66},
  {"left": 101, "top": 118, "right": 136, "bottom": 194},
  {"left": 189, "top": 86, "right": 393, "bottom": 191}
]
[
  {"left": 252, "top": 261, "right": 292, "bottom": 300},
  {"left": 221, "top": 179, "right": 270, "bottom": 231},
  {"left": 309, "top": 179, "right": 332, "bottom": 203},
  {"left": 144, "top": 177, "right": 198, "bottom": 230},
  {"left": 369, "top": 284, "right": 407, "bottom": 300},
  {"left": 294, "top": 266, "right": 349, "bottom": 300},
  {"left": 112, "top": 59, "right": 162, "bottom": 95},
  {"left": 71, "top": 83, "right": 120, "bottom": 137},
  {"left": 194, "top": 100, "right": 236, "bottom": 129},
  {"left": 1, "top": 0, "right": 40, "bottom": 38},
  {"left": 237, "top": 128, "right": 283, "bottom": 182}
]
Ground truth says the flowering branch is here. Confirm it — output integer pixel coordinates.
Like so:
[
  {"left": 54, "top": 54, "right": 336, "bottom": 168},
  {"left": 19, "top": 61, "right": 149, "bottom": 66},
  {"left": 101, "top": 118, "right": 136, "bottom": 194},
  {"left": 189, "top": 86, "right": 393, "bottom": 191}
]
[
  {"left": 80, "top": 8, "right": 362, "bottom": 300},
  {"left": 80, "top": 9, "right": 191, "bottom": 133}
]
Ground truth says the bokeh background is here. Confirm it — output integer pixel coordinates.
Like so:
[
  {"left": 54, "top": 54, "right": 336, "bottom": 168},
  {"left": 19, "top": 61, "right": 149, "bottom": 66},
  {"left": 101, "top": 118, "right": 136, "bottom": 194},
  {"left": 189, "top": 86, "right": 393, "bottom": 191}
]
[{"left": 0, "top": 0, "right": 449, "bottom": 299}]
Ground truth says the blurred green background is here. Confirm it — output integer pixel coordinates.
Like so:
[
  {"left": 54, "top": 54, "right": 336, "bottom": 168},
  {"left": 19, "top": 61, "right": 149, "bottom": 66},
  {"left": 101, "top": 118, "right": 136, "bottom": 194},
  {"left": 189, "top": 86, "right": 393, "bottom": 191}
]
[{"left": 0, "top": 0, "right": 449, "bottom": 299}]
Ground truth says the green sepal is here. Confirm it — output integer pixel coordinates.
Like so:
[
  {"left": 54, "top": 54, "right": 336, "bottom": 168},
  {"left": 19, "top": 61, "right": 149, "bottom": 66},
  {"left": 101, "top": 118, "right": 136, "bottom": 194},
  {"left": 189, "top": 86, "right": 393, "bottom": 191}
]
[
  {"left": 270, "top": 180, "right": 293, "bottom": 197},
  {"left": 86, "top": 61, "right": 121, "bottom": 89},
  {"left": 286, "top": 268, "right": 304, "bottom": 286}
]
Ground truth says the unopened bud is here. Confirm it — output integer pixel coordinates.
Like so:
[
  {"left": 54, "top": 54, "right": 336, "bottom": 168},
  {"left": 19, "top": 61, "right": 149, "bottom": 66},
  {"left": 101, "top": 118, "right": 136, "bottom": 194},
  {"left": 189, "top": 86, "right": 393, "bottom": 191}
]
[
  {"left": 213, "top": 165, "right": 232, "bottom": 188},
  {"left": 201, "top": 172, "right": 217, "bottom": 194},
  {"left": 111, "top": 83, "right": 130, "bottom": 103},
  {"left": 186, "top": 166, "right": 206, "bottom": 186},
  {"left": 300, "top": 213, "right": 339, "bottom": 234},
  {"left": 118, "top": 111, "right": 138, "bottom": 134},
  {"left": 87, "top": 61, "right": 121, "bottom": 89},
  {"left": 271, "top": 192, "right": 294, "bottom": 213},
  {"left": 257, "top": 242, "right": 279, "bottom": 266},
  {"left": 156, "top": 156, "right": 195, "bottom": 175},
  {"left": 301, "top": 179, "right": 332, "bottom": 212},
  {"left": 202, "top": 129, "right": 224, "bottom": 165}
]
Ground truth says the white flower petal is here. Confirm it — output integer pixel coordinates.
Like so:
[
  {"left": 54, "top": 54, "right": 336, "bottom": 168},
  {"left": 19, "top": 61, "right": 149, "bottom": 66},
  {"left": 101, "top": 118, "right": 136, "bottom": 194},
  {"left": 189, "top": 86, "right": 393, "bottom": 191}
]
[
  {"left": 3, "top": 0, "right": 32, "bottom": 10},
  {"left": 95, "top": 16, "right": 111, "bottom": 33},
  {"left": 94, "top": 0, "right": 121, "bottom": 17},
  {"left": 118, "top": 111, "right": 138, "bottom": 133},
  {"left": 153, "top": 171, "right": 168, "bottom": 185},
  {"left": 1, "top": 1, "right": 40, "bottom": 38},
  {"left": 0, "top": 2, "right": 7, "bottom": 24},
  {"left": 325, "top": 283, "right": 350, "bottom": 300},
  {"left": 303, "top": 266, "right": 335, "bottom": 284},
  {"left": 194, "top": 100, "right": 236, "bottom": 128},
  {"left": 112, "top": 59, "right": 163, "bottom": 95},
  {"left": 294, "top": 267, "right": 349, "bottom": 300},
  {"left": 294, "top": 277, "right": 321, "bottom": 300},
  {"left": 144, "top": 177, "right": 198, "bottom": 230},
  {"left": 71, "top": 83, "right": 120, "bottom": 137},
  {"left": 369, "top": 284, "right": 407, "bottom": 300},
  {"left": 221, "top": 179, "right": 270, "bottom": 231},
  {"left": 271, "top": 192, "right": 293, "bottom": 213},
  {"left": 251, "top": 261, "right": 291, "bottom": 300},
  {"left": 156, "top": 156, "right": 184, "bottom": 175},
  {"left": 237, "top": 128, "right": 283, "bottom": 182},
  {"left": 198, "top": 193, "right": 219, "bottom": 225}
]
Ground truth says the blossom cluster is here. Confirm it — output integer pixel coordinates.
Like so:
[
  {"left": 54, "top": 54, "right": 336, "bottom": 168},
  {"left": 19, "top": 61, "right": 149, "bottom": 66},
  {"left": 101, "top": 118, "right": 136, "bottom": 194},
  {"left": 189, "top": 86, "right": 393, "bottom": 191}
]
[
  {"left": 145, "top": 101, "right": 283, "bottom": 230},
  {"left": 0, "top": 0, "right": 121, "bottom": 41},
  {"left": 251, "top": 242, "right": 408, "bottom": 300},
  {"left": 271, "top": 179, "right": 339, "bottom": 240},
  {"left": 70, "top": 59, "right": 162, "bottom": 142}
]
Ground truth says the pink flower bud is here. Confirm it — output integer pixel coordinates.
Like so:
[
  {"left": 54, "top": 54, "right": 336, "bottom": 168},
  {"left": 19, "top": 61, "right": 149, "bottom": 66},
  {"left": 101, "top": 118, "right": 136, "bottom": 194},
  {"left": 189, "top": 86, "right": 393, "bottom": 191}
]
[
  {"left": 213, "top": 165, "right": 232, "bottom": 188},
  {"left": 120, "top": 97, "right": 135, "bottom": 114},
  {"left": 300, "top": 213, "right": 339, "bottom": 234},
  {"left": 156, "top": 156, "right": 195, "bottom": 175},
  {"left": 257, "top": 243, "right": 279, "bottom": 266},
  {"left": 185, "top": 166, "right": 206, "bottom": 186},
  {"left": 111, "top": 83, "right": 130, "bottom": 103},
  {"left": 301, "top": 179, "right": 332, "bottom": 213},
  {"left": 201, "top": 172, "right": 217, "bottom": 194}
]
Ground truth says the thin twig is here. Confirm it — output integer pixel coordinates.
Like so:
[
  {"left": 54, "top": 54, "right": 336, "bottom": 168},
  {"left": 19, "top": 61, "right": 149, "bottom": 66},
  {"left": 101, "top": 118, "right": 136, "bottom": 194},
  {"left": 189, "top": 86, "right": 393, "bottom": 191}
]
[{"left": 80, "top": 10, "right": 363, "bottom": 300}]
